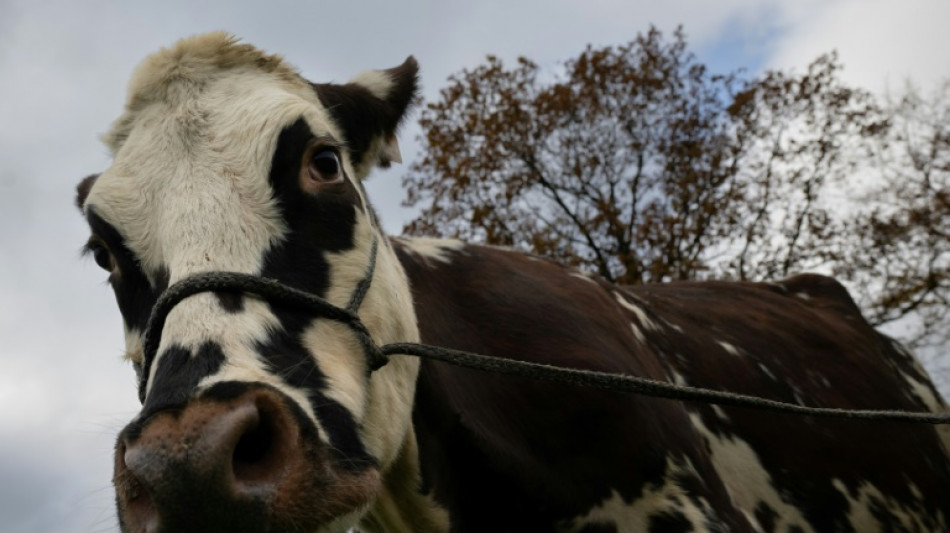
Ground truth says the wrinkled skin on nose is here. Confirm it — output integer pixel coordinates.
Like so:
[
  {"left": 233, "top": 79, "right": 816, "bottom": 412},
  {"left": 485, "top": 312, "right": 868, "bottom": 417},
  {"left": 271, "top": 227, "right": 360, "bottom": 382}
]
[{"left": 113, "top": 384, "right": 381, "bottom": 533}]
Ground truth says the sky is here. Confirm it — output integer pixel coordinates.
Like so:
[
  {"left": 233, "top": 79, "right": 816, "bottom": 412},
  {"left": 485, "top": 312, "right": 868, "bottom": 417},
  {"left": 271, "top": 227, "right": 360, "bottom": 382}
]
[{"left": 1, "top": 1, "right": 948, "bottom": 531}]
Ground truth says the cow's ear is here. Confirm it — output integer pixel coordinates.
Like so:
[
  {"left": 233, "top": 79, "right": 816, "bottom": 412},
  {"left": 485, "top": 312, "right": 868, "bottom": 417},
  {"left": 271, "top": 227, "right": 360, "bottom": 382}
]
[{"left": 313, "top": 56, "right": 419, "bottom": 180}]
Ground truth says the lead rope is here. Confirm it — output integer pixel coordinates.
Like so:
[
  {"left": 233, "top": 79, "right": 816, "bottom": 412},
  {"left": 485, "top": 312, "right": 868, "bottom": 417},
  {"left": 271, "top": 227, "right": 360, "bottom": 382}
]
[
  {"left": 138, "top": 238, "right": 384, "bottom": 403},
  {"left": 139, "top": 263, "right": 950, "bottom": 425}
]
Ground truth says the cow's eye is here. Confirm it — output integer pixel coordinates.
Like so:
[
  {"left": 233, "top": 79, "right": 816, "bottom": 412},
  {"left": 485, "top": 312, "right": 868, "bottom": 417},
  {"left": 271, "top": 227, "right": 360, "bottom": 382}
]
[
  {"left": 308, "top": 149, "right": 342, "bottom": 183},
  {"left": 87, "top": 242, "right": 115, "bottom": 272}
]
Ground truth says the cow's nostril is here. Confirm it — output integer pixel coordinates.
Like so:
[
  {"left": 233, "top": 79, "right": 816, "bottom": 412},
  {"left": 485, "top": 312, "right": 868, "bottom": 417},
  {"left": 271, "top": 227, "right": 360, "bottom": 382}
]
[
  {"left": 231, "top": 398, "right": 287, "bottom": 485},
  {"left": 234, "top": 420, "right": 272, "bottom": 464},
  {"left": 233, "top": 417, "right": 272, "bottom": 470}
]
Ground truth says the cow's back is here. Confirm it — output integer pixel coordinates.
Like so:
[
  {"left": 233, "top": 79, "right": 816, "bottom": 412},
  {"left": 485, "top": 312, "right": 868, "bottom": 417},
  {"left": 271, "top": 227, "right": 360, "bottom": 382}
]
[{"left": 393, "top": 238, "right": 950, "bottom": 532}]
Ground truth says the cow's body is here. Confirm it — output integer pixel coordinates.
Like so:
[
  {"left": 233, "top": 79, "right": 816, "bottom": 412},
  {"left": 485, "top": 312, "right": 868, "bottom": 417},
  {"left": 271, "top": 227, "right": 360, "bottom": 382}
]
[
  {"left": 76, "top": 34, "right": 950, "bottom": 533},
  {"left": 395, "top": 238, "right": 950, "bottom": 532}
]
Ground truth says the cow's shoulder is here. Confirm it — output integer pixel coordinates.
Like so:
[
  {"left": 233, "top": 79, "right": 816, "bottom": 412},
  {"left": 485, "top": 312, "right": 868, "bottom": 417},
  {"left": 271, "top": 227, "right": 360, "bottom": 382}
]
[{"left": 391, "top": 238, "right": 627, "bottom": 342}]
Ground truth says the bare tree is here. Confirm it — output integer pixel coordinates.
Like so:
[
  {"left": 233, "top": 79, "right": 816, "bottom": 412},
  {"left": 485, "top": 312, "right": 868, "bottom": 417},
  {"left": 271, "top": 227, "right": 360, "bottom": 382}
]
[{"left": 836, "top": 82, "right": 950, "bottom": 349}]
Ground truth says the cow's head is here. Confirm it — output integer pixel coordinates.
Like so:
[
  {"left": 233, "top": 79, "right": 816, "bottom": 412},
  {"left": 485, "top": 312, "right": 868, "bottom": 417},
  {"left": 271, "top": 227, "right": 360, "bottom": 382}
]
[{"left": 76, "top": 33, "right": 426, "bottom": 532}]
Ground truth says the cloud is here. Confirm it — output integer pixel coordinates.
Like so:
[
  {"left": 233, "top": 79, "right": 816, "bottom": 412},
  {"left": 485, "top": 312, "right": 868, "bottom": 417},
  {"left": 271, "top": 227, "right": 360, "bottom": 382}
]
[{"left": 766, "top": 0, "right": 950, "bottom": 92}]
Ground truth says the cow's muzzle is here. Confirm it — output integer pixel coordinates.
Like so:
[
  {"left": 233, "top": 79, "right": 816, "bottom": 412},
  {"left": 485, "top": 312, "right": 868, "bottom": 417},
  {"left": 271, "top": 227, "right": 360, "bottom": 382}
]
[{"left": 114, "top": 384, "right": 380, "bottom": 533}]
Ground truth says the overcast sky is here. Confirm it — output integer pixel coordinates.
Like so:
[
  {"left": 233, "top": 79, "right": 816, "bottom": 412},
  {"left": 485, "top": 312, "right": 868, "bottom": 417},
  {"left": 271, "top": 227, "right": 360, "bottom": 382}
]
[{"left": 1, "top": 1, "right": 948, "bottom": 531}]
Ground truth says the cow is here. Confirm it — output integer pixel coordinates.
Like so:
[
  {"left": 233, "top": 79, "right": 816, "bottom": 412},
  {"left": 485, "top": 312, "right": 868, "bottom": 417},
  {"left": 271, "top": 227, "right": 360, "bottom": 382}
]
[{"left": 75, "top": 33, "right": 950, "bottom": 533}]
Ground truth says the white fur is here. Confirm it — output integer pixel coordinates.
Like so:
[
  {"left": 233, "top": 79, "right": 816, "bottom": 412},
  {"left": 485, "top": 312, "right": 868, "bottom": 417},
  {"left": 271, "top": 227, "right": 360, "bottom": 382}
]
[
  {"left": 394, "top": 237, "right": 465, "bottom": 264},
  {"left": 832, "top": 478, "right": 947, "bottom": 531},
  {"left": 614, "top": 292, "right": 659, "bottom": 331},
  {"left": 349, "top": 69, "right": 394, "bottom": 100},
  {"left": 570, "top": 271, "right": 599, "bottom": 285},
  {"left": 123, "top": 324, "right": 144, "bottom": 364},
  {"left": 628, "top": 323, "right": 647, "bottom": 344},
  {"left": 717, "top": 340, "right": 742, "bottom": 357}
]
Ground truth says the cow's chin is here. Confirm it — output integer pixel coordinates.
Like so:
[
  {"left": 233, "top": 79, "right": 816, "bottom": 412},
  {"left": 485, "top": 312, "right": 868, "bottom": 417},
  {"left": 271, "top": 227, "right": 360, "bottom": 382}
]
[{"left": 113, "top": 385, "right": 382, "bottom": 533}]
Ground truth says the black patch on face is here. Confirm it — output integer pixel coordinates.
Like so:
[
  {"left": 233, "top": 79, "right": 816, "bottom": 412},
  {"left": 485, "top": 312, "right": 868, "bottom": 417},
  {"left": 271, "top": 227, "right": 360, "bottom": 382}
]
[
  {"left": 312, "top": 83, "right": 394, "bottom": 170},
  {"left": 239, "top": 118, "right": 376, "bottom": 471},
  {"left": 85, "top": 210, "right": 169, "bottom": 334},
  {"left": 201, "top": 380, "right": 255, "bottom": 402},
  {"left": 262, "top": 118, "right": 368, "bottom": 462},
  {"left": 141, "top": 342, "right": 226, "bottom": 419},
  {"left": 215, "top": 291, "right": 244, "bottom": 313},
  {"left": 648, "top": 510, "right": 693, "bottom": 533},
  {"left": 262, "top": 118, "right": 360, "bottom": 297},
  {"left": 255, "top": 327, "right": 375, "bottom": 472}
]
